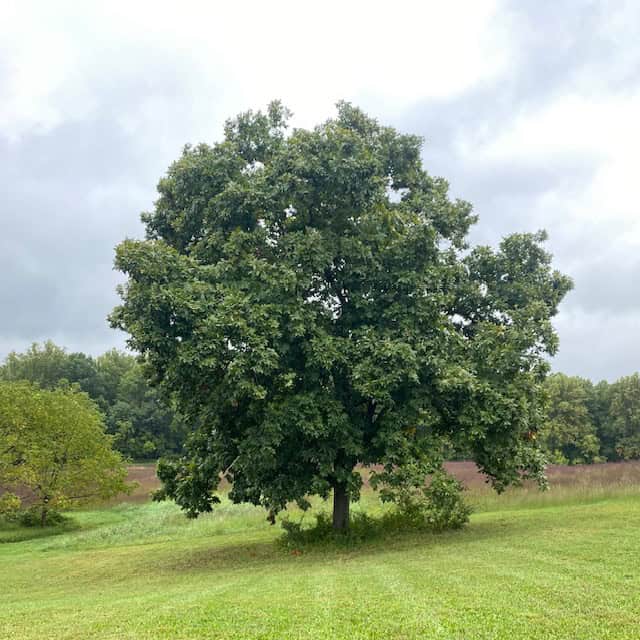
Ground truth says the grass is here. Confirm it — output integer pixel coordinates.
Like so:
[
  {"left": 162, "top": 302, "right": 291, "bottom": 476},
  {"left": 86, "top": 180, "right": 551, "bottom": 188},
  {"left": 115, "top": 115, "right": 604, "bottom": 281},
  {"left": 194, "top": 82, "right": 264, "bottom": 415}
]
[{"left": 1, "top": 475, "right": 640, "bottom": 638}]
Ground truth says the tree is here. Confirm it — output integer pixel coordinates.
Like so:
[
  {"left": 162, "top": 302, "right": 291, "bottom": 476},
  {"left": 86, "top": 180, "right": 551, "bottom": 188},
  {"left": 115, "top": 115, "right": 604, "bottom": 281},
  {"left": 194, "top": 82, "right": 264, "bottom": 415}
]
[
  {"left": 539, "top": 374, "right": 601, "bottom": 464},
  {"left": 111, "top": 102, "right": 571, "bottom": 530},
  {"left": 589, "top": 379, "right": 611, "bottom": 456},
  {"left": 0, "top": 381, "right": 130, "bottom": 525},
  {"left": 0, "top": 341, "right": 102, "bottom": 403},
  {"left": 94, "top": 349, "right": 137, "bottom": 408},
  {"left": 0, "top": 343, "right": 188, "bottom": 461},
  {"left": 602, "top": 374, "right": 640, "bottom": 460},
  {"left": 104, "top": 362, "right": 189, "bottom": 459}
]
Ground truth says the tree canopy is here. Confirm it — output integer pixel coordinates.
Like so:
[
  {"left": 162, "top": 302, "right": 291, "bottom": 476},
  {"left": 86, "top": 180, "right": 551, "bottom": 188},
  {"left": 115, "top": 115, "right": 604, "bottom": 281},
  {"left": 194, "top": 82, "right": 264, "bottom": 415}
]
[
  {"left": 539, "top": 374, "right": 601, "bottom": 464},
  {"left": 1, "top": 341, "right": 99, "bottom": 396},
  {"left": 533, "top": 373, "right": 640, "bottom": 465},
  {"left": 0, "top": 381, "right": 130, "bottom": 525},
  {"left": 0, "top": 342, "right": 188, "bottom": 460},
  {"left": 111, "top": 102, "right": 572, "bottom": 529},
  {"left": 603, "top": 374, "right": 640, "bottom": 460}
]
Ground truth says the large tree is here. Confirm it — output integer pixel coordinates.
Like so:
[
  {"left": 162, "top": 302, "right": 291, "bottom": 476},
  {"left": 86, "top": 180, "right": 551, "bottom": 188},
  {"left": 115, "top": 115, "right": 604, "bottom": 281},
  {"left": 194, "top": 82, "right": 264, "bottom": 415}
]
[{"left": 111, "top": 103, "right": 571, "bottom": 530}]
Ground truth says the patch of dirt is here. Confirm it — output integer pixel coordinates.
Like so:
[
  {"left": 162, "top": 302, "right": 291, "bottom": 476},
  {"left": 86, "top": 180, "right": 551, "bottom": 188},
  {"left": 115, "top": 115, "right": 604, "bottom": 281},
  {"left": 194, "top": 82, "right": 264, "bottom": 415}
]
[{"left": 118, "top": 464, "right": 161, "bottom": 503}]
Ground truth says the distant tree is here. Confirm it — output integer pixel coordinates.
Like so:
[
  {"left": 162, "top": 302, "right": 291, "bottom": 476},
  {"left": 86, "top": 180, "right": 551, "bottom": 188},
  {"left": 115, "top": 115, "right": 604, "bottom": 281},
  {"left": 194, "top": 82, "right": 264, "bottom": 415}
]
[
  {"left": 590, "top": 379, "right": 613, "bottom": 458},
  {"left": 111, "top": 102, "right": 572, "bottom": 530},
  {"left": 0, "top": 381, "right": 130, "bottom": 525},
  {"left": 0, "top": 341, "right": 101, "bottom": 398},
  {"left": 0, "top": 344, "right": 189, "bottom": 460},
  {"left": 61, "top": 352, "right": 102, "bottom": 399},
  {"left": 539, "top": 374, "right": 601, "bottom": 464},
  {"left": 603, "top": 374, "right": 640, "bottom": 460},
  {"left": 1, "top": 341, "right": 75, "bottom": 389},
  {"left": 105, "top": 362, "right": 189, "bottom": 459},
  {"left": 94, "top": 349, "right": 136, "bottom": 408}
]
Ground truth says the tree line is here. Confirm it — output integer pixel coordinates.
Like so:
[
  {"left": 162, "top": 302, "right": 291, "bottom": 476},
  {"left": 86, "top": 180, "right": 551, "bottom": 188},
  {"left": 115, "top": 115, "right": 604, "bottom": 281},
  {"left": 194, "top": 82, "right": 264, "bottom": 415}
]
[
  {"left": 0, "top": 341, "right": 188, "bottom": 460},
  {"left": 538, "top": 372, "right": 640, "bottom": 465},
  {"left": 2, "top": 342, "right": 639, "bottom": 467}
]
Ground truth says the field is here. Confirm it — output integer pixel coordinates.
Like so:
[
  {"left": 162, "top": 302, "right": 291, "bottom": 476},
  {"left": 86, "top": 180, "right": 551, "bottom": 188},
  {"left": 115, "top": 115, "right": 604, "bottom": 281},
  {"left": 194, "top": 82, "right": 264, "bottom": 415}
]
[{"left": 1, "top": 463, "right": 640, "bottom": 639}]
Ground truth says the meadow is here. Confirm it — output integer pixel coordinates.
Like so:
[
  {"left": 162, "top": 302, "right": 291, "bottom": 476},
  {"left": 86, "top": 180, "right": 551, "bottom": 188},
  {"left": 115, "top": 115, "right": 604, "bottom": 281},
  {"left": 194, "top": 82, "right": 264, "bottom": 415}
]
[{"left": 1, "top": 463, "right": 639, "bottom": 639}]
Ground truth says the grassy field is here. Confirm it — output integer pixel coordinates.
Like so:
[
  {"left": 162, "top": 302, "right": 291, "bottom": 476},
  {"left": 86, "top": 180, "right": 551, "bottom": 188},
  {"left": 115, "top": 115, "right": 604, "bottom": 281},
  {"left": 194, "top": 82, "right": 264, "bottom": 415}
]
[{"left": 1, "top": 465, "right": 640, "bottom": 639}]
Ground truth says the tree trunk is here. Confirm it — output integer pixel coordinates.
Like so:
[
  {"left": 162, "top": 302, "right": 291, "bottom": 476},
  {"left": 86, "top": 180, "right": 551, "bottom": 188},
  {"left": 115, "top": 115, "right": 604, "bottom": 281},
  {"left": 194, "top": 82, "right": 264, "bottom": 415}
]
[
  {"left": 40, "top": 495, "right": 50, "bottom": 527},
  {"left": 332, "top": 482, "right": 350, "bottom": 531}
]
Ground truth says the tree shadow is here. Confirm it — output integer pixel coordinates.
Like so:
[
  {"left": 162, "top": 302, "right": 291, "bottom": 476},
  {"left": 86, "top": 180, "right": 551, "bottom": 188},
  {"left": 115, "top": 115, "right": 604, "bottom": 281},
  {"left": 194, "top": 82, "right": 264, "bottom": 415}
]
[{"left": 159, "top": 510, "right": 555, "bottom": 575}]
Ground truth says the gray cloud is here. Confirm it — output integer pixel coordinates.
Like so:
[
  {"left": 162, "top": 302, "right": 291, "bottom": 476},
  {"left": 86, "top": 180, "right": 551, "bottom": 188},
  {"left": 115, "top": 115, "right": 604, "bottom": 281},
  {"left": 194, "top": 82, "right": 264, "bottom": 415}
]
[
  {"left": 0, "top": 48, "right": 218, "bottom": 356},
  {"left": 387, "top": 0, "right": 640, "bottom": 380},
  {"left": 1, "top": 0, "right": 639, "bottom": 381}
]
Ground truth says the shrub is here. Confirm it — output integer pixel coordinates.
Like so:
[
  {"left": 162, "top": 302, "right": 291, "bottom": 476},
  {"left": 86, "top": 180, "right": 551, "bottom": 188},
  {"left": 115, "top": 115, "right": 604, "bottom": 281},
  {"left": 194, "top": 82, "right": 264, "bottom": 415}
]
[
  {"left": 280, "top": 511, "right": 384, "bottom": 548},
  {"left": 372, "top": 463, "right": 472, "bottom": 532},
  {"left": 279, "top": 467, "right": 472, "bottom": 549},
  {"left": 404, "top": 470, "right": 472, "bottom": 531},
  {"left": 17, "top": 506, "right": 69, "bottom": 528},
  {"left": 0, "top": 492, "right": 22, "bottom": 521}
]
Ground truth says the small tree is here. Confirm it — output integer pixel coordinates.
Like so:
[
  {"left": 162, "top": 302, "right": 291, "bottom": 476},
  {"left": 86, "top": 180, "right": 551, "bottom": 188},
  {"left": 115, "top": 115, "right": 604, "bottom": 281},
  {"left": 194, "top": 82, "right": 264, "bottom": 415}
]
[
  {"left": 0, "top": 381, "right": 130, "bottom": 525},
  {"left": 111, "top": 103, "right": 571, "bottom": 531}
]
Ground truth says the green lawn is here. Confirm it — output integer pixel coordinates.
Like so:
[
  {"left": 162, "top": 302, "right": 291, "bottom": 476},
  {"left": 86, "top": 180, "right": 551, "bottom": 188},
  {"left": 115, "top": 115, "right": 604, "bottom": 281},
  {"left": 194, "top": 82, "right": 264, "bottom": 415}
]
[{"left": 1, "top": 490, "right": 639, "bottom": 639}]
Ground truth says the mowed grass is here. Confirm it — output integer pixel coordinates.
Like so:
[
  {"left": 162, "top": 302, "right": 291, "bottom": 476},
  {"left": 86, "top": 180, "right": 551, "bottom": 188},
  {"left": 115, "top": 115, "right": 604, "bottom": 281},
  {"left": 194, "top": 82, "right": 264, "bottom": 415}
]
[{"left": 2, "top": 475, "right": 640, "bottom": 639}]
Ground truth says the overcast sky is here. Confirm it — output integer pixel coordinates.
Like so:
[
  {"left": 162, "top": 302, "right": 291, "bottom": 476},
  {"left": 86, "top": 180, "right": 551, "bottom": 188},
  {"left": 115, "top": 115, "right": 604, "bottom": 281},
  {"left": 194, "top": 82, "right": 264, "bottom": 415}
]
[{"left": 1, "top": 0, "right": 638, "bottom": 381}]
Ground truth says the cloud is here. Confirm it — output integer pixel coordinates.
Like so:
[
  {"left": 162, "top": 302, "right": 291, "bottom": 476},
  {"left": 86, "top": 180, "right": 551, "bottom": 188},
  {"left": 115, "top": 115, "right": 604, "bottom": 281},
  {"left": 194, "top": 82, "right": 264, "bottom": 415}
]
[
  {"left": 389, "top": 0, "right": 640, "bottom": 379},
  {"left": 0, "top": 0, "right": 638, "bottom": 380},
  {"left": 0, "top": 50, "right": 213, "bottom": 355}
]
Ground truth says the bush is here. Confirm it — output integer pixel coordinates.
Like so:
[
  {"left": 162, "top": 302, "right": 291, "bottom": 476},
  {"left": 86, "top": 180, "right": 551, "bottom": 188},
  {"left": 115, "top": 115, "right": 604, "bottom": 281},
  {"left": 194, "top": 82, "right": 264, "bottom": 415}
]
[
  {"left": 280, "top": 511, "right": 381, "bottom": 548},
  {"left": 372, "top": 463, "right": 472, "bottom": 532},
  {"left": 400, "top": 470, "right": 472, "bottom": 531},
  {"left": 17, "top": 507, "right": 69, "bottom": 528},
  {"left": 279, "top": 469, "right": 472, "bottom": 549},
  {"left": 0, "top": 492, "right": 22, "bottom": 520}
]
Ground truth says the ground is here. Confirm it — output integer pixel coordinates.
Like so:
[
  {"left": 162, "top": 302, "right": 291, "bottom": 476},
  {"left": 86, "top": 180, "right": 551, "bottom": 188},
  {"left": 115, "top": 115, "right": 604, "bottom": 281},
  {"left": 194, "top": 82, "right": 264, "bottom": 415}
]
[{"left": 1, "top": 463, "right": 639, "bottom": 639}]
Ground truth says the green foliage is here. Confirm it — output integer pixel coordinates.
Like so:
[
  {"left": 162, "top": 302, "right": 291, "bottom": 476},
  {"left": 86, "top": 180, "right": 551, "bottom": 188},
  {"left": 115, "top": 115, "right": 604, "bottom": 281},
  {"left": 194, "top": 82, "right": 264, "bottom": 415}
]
[
  {"left": 539, "top": 373, "right": 602, "bottom": 464},
  {"left": 102, "top": 354, "right": 188, "bottom": 459},
  {"left": 0, "top": 491, "right": 70, "bottom": 529},
  {"left": 0, "top": 381, "right": 131, "bottom": 525},
  {"left": 604, "top": 374, "right": 640, "bottom": 460},
  {"left": 421, "top": 472, "right": 472, "bottom": 530},
  {"left": 0, "top": 341, "right": 99, "bottom": 394},
  {"left": 16, "top": 506, "right": 69, "bottom": 527},
  {"left": 371, "top": 462, "right": 471, "bottom": 531},
  {"left": 111, "top": 102, "right": 571, "bottom": 529},
  {"left": 0, "top": 342, "right": 188, "bottom": 460},
  {"left": 280, "top": 510, "right": 380, "bottom": 547},
  {"left": 280, "top": 469, "right": 471, "bottom": 548},
  {"left": 0, "top": 491, "right": 22, "bottom": 519},
  {"left": 534, "top": 373, "right": 640, "bottom": 464}
]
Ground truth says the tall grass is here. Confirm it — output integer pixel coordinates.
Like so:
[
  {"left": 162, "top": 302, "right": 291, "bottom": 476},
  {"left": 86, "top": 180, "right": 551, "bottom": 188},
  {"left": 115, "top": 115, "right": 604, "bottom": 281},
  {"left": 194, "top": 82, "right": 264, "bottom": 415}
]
[
  {"left": 462, "top": 460, "right": 640, "bottom": 512},
  {"left": 5, "top": 460, "right": 640, "bottom": 551}
]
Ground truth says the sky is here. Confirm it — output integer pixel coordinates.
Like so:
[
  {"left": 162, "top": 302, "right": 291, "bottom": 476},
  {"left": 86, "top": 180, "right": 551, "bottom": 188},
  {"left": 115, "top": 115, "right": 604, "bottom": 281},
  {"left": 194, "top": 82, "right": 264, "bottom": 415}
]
[{"left": 1, "top": 0, "right": 638, "bottom": 381}]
